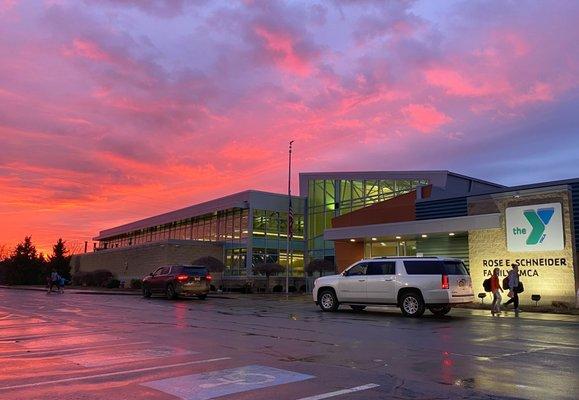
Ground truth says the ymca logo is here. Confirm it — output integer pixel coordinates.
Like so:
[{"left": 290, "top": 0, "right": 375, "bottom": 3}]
[
  {"left": 512, "top": 207, "right": 555, "bottom": 245},
  {"left": 506, "top": 203, "right": 564, "bottom": 252}
]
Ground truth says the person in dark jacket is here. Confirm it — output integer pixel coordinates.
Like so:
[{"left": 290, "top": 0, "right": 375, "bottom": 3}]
[
  {"left": 504, "top": 264, "right": 521, "bottom": 315},
  {"left": 490, "top": 268, "right": 503, "bottom": 315}
]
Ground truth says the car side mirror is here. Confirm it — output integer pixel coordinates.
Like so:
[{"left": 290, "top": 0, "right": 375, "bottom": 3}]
[
  {"left": 342, "top": 271, "right": 349, "bottom": 277},
  {"left": 149, "top": 273, "right": 154, "bottom": 277}
]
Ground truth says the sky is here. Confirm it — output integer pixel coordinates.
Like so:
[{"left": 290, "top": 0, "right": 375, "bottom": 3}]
[{"left": 1, "top": 0, "right": 578, "bottom": 255}]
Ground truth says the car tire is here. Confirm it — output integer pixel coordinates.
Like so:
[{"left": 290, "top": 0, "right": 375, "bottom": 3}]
[
  {"left": 400, "top": 292, "right": 425, "bottom": 318},
  {"left": 142, "top": 286, "right": 152, "bottom": 298},
  {"left": 165, "top": 284, "right": 177, "bottom": 300},
  {"left": 429, "top": 306, "right": 452, "bottom": 316},
  {"left": 350, "top": 305, "right": 366, "bottom": 312},
  {"left": 197, "top": 294, "right": 207, "bottom": 300},
  {"left": 318, "top": 289, "right": 339, "bottom": 312}
]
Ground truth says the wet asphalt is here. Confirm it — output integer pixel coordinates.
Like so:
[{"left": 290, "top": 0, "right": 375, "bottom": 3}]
[{"left": 0, "top": 289, "right": 577, "bottom": 400}]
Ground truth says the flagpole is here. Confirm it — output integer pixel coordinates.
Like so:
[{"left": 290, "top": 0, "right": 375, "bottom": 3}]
[{"left": 286, "top": 140, "right": 294, "bottom": 296}]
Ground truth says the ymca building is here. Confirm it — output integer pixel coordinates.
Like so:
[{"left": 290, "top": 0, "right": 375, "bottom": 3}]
[{"left": 74, "top": 171, "right": 579, "bottom": 305}]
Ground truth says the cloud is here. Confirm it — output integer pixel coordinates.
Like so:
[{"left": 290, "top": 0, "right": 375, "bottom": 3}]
[
  {"left": 0, "top": 0, "right": 578, "bottom": 252},
  {"left": 402, "top": 103, "right": 451, "bottom": 133}
]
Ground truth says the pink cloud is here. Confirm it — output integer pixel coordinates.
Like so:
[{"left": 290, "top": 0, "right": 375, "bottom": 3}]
[
  {"left": 0, "top": 0, "right": 578, "bottom": 253},
  {"left": 402, "top": 103, "right": 452, "bottom": 133},
  {"left": 253, "top": 24, "right": 314, "bottom": 76}
]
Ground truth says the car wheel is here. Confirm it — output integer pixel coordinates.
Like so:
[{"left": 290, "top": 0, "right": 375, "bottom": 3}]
[
  {"left": 142, "top": 286, "right": 152, "bottom": 298},
  {"left": 350, "top": 305, "right": 366, "bottom": 312},
  {"left": 429, "top": 305, "right": 452, "bottom": 316},
  {"left": 318, "top": 289, "right": 339, "bottom": 312},
  {"left": 165, "top": 284, "right": 177, "bottom": 300},
  {"left": 197, "top": 294, "right": 207, "bottom": 300},
  {"left": 400, "top": 292, "right": 425, "bottom": 317}
]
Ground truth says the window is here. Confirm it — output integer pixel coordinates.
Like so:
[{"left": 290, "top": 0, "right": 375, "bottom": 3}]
[
  {"left": 153, "top": 267, "right": 164, "bottom": 276},
  {"left": 443, "top": 261, "right": 469, "bottom": 275},
  {"left": 346, "top": 263, "right": 367, "bottom": 276},
  {"left": 177, "top": 266, "right": 208, "bottom": 276},
  {"left": 159, "top": 266, "right": 170, "bottom": 275},
  {"left": 366, "top": 262, "right": 395, "bottom": 275},
  {"left": 403, "top": 260, "right": 443, "bottom": 275}
]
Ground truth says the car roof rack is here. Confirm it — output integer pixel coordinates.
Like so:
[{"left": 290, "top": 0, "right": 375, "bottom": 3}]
[{"left": 369, "top": 256, "right": 443, "bottom": 259}]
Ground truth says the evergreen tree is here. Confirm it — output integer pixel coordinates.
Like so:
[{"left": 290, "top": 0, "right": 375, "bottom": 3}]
[
  {"left": 49, "top": 238, "right": 71, "bottom": 280},
  {"left": 3, "top": 237, "right": 44, "bottom": 285}
]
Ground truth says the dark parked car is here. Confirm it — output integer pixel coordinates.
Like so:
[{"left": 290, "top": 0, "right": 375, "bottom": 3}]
[{"left": 142, "top": 265, "right": 211, "bottom": 300}]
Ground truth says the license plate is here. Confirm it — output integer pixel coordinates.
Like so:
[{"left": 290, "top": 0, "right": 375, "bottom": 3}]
[{"left": 194, "top": 277, "right": 200, "bottom": 282}]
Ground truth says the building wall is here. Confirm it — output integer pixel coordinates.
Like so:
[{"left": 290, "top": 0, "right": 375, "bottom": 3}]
[
  {"left": 71, "top": 240, "right": 223, "bottom": 283},
  {"left": 331, "top": 190, "right": 417, "bottom": 228},
  {"left": 468, "top": 190, "right": 577, "bottom": 305},
  {"left": 334, "top": 241, "right": 364, "bottom": 272}
]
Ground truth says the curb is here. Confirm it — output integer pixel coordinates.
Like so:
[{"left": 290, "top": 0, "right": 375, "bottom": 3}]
[
  {"left": 0, "top": 285, "right": 140, "bottom": 296},
  {"left": 0, "top": 285, "right": 238, "bottom": 299}
]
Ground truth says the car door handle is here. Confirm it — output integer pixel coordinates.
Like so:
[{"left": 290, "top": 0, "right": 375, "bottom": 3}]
[
  {"left": 358, "top": 279, "right": 366, "bottom": 282},
  {"left": 383, "top": 278, "right": 393, "bottom": 281}
]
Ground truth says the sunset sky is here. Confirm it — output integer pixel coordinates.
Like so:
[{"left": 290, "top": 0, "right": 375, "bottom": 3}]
[{"left": 1, "top": 0, "right": 578, "bottom": 255}]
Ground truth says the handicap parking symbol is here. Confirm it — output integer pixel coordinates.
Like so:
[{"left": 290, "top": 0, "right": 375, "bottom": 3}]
[{"left": 142, "top": 365, "right": 314, "bottom": 400}]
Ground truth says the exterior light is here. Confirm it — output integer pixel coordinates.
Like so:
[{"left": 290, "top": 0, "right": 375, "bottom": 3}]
[
  {"left": 421, "top": 234, "right": 428, "bottom": 238},
  {"left": 395, "top": 236, "right": 401, "bottom": 240},
  {"left": 371, "top": 237, "right": 377, "bottom": 241},
  {"left": 380, "top": 242, "right": 386, "bottom": 246},
  {"left": 349, "top": 238, "right": 356, "bottom": 242},
  {"left": 449, "top": 232, "right": 455, "bottom": 236}
]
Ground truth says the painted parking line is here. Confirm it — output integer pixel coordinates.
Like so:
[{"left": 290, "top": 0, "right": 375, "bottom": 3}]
[
  {"left": 0, "top": 357, "right": 231, "bottom": 391},
  {"left": 141, "top": 365, "right": 314, "bottom": 400},
  {"left": 22, "top": 333, "right": 119, "bottom": 349},
  {"left": 66, "top": 346, "right": 198, "bottom": 367},
  {"left": 295, "top": 384, "right": 380, "bottom": 400},
  {"left": 0, "top": 341, "right": 150, "bottom": 359}
]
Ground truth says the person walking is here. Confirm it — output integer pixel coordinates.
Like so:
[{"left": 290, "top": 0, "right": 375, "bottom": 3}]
[
  {"left": 490, "top": 267, "right": 503, "bottom": 315},
  {"left": 504, "top": 264, "right": 521, "bottom": 315},
  {"left": 47, "top": 269, "right": 59, "bottom": 294}
]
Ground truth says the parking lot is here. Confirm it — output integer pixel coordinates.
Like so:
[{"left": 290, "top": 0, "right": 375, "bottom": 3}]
[{"left": 0, "top": 289, "right": 577, "bottom": 400}]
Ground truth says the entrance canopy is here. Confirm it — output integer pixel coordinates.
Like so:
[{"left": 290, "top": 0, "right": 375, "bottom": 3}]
[{"left": 324, "top": 213, "right": 500, "bottom": 241}]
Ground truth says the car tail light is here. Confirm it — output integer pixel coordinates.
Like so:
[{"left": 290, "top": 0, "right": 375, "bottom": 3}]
[
  {"left": 176, "top": 274, "right": 189, "bottom": 282},
  {"left": 441, "top": 274, "right": 449, "bottom": 289},
  {"left": 206, "top": 275, "right": 212, "bottom": 281}
]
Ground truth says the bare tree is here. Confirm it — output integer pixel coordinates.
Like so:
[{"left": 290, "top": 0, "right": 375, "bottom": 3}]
[
  {"left": 305, "top": 259, "right": 335, "bottom": 277},
  {"left": 253, "top": 263, "right": 284, "bottom": 293},
  {"left": 66, "top": 241, "right": 84, "bottom": 255}
]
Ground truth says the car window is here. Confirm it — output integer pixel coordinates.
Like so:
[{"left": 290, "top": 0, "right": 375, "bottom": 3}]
[
  {"left": 159, "top": 267, "right": 170, "bottom": 275},
  {"left": 152, "top": 267, "right": 164, "bottom": 276},
  {"left": 403, "top": 260, "right": 443, "bottom": 275},
  {"left": 346, "top": 263, "right": 367, "bottom": 276},
  {"left": 181, "top": 266, "right": 208, "bottom": 276},
  {"left": 366, "top": 262, "right": 395, "bottom": 275},
  {"left": 443, "top": 261, "right": 469, "bottom": 275}
]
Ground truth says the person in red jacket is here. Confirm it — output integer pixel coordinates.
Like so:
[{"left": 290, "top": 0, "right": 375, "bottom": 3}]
[{"left": 490, "top": 268, "right": 503, "bottom": 315}]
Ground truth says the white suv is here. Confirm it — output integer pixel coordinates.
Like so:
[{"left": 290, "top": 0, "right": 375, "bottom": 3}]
[{"left": 313, "top": 257, "right": 473, "bottom": 317}]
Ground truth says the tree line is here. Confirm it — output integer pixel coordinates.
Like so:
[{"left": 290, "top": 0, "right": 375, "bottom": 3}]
[{"left": 0, "top": 237, "right": 71, "bottom": 285}]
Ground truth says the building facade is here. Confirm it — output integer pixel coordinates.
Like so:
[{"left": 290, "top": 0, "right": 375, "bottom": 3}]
[
  {"left": 324, "top": 178, "right": 579, "bottom": 306},
  {"left": 75, "top": 170, "right": 578, "bottom": 304},
  {"left": 82, "top": 190, "right": 305, "bottom": 284}
]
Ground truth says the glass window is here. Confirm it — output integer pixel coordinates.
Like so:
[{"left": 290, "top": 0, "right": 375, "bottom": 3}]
[
  {"left": 346, "top": 262, "right": 367, "bottom": 276},
  {"left": 443, "top": 261, "right": 469, "bottom": 275},
  {"left": 403, "top": 260, "right": 443, "bottom": 275},
  {"left": 366, "top": 262, "right": 395, "bottom": 275}
]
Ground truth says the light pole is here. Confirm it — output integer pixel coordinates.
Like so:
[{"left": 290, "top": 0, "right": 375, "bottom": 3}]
[{"left": 286, "top": 140, "right": 294, "bottom": 295}]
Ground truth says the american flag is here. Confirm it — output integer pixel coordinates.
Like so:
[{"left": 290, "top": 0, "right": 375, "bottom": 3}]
[{"left": 288, "top": 197, "right": 294, "bottom": 240}]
